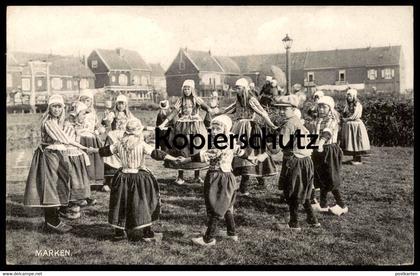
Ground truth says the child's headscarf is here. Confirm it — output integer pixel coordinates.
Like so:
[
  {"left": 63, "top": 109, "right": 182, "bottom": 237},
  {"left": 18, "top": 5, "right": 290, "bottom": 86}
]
[
  {"left": 317, "top": 96, "right": 340, "bottom": 121},
  {"left": 121, "top": 118, "right": 144, "bottom": 151},
  {"left": 41, "top": 94, "right": 66, "bottom": 126},
  {"left": 211, "top": 115, "right": 232, "bottom": 135},
  {"left": 113, "top": 94, "right": 133, "bottom": 118},
  {"left": 181, "top": 79, "right": 198, "bottom": 107},
  {"left": 78, "top": 89, "right": 95, "bottom": 113},
  {"left": 235, "top": 78, "right": 252, "bottom": 107},
  {"left": 344, "top": 88, "right": 359, "bottom": 111}
]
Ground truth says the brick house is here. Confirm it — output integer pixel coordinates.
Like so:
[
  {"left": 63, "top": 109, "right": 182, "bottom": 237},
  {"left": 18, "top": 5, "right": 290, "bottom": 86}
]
[
  {"left": 7, "top": 52, "right": 95, "bottom": 105},
  {"left": 165, "top": 45, "right": 404, "bottom": 95},
  {"left": 165, "top": 48, "right": 242, "bottom": 97},
  {"left": 87, "top": 48, "right": 153, "bottom": 100}
]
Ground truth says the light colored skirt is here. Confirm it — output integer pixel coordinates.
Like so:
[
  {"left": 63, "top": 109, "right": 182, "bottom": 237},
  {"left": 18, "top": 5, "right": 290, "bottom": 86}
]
[{"left": 341, "top": 119, "right": 371, "bottom": 155}]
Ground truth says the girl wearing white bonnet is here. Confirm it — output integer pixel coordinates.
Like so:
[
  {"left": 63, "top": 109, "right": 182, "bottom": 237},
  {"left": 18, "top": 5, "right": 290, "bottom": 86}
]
[
  {"left": 215, "top": 77, "right": 278, "bottom": 195},
  {"left": 311, "top": 96, "right": 349, "bottom": 216},
  {"left": 90, "top": 118, "right": 179, "bottom": 242},
  {"left": 178, "top": 115, "right": 252, "bottom": 246},
  {"left": 341, "top": 88, "right": 371, "bottom": 164},
  {"left": 24, "top": 94, "right": 89, "bottom": 233},
  {"left": 101, "top": 94, "right": 136, "bottom": 193},
  {"left": 158, "top": 79, "right": 212, "bottom": 185},
  {"left": 77, "top": 90, "right": 105, "bottom": 194}
]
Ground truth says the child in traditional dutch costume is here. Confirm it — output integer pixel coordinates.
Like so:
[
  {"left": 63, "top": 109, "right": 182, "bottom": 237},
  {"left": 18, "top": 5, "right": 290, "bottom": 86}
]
[
  {"left": 203, "top": 91, "right": 220, "bottom": 128},
  {"left": 24, "top": 94, "right": 89, "bottom": 233},
  {"left": 311, "top": 96, "right": 349, "bottom": 216},
  {"left": 255, "top": 95, "right": 320, "bottom": 230},
  {"left": 78, "top": 90, "right": 105, "bottom": 198},
  {"left": 155, "top": 99, "right": 171, "bottom": 152},
  {"left": 58, "top": 102, "right": 93, "bottom": 219},
  {"left": 216, "top": 78, "right": 278, "bottom": 195},
  {"left": 91, "top": 119, "right": 180, "bottom": 242},
  {"left": 101, "top": 94, "right": 135, "bottom": 192},
  {"left": 157, "top": 79, "right": 211, "bottom": 185},
  {"left": 341, "top": 88, "right": 371, "bottom": 165},
  {"left": 178, "top": 115, "right": 252, "bottom": 246}
]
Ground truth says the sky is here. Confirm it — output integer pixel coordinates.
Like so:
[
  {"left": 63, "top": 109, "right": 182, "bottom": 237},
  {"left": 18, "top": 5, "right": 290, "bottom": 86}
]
[{"left": 7, "top": 6, "right": 413, "bottom": 88}]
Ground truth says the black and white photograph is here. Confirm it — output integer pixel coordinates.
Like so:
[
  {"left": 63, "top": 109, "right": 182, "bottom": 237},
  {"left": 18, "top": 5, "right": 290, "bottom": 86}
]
[{"left": 5, "top": 5, "right": 414, "bottom": 267}]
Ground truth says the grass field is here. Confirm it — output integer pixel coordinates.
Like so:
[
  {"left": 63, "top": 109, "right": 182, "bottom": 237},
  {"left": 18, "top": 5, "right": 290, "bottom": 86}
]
[
  {"left": 5, "top": 111, "right": 414, "bottom": 265},
  {"left": 6, "top": 146, "right": 414, "bottom": 265}
]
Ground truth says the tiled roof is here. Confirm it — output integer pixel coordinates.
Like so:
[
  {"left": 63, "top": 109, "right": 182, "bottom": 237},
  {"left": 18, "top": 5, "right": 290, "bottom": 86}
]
[
  {"left": 95, "top": 49, "right": 131, "bottom": 70},
  {"left": 183, "top": 49, "right": 223, "bottom": 72},
  {"left": 149, "top": 63, "right": 166, "bottom": 76},
  {"left": 119, "top": 49, "right": 151, "bottom": 71},
  {"left": 49, "top": 57, "right": 95, "bottom": 78},
  {"left": 364, "top": 46, "right": 401, "bottom": 66},
  {"left": 214, "top": 56, "right": 241, "bottom": 74},
  {"left": 230, "top": 52, "right": 306, "bottom": 75},
  {"left": 9, "top": 52, "right": 95, "bottom": 77},
  {"left": 8, "top": 51, "right": 63, "bottom": 65}
]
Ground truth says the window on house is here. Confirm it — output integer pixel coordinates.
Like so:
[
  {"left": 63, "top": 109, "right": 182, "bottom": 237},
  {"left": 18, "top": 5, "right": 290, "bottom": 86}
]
[
  {"left": 37, "top": 79, "right": 43, "bottom": 87},
  {"left": 79, "top": 79, "right": 88, "bottom": 89},
  {"left": 132, "top": 75, "right": 140, "bottom": 85},
  {"left": 140, "top": 76, "right": 147, "bottom": 85},
  {"left": 339, "top": 70, "right": 346, "bottom": 81},
  {"left": 383, "top": 68, "right": 393, "bottom": 79},
  {"left": 367, "top": 69, "right": 377, "bottom": 80},
  {"left": 51, "top": 78, "right": 62, "bottom": 90},
  {"left": 307, "top": 72, "right": 314, "bottom": 82},
  {"left": 7, "top": 73, "right": 12, "bottom": 88},
  {"left": 179, "top": 61, "right": 185, "bottom": 71},
  {"left": 91, "top": 60, "right": 98, "bottom": 69},
  {"left": 119, "top": 74, "right": 128, "bottom": 86},
  {"left": 67, "top": 80, "right": 73, "bottom": 90},
  {"left": 22, "top": 79, "right": 30, "bottom": 91}
]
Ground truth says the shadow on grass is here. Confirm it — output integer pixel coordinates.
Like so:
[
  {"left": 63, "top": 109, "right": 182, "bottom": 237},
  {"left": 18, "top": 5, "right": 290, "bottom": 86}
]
[
  {"left": 70, "top": 223, "right": 114, "bottom": 241},
  {"left": 235, "top": 195, "right": 287, "bottom": 215},
  {"left": 6, "top": 219, "right": 44, "bottom": 231},
  {"left": 6, "top": 201, "right": 44, "bottom": 218},
  {"left": 162, "top": 197, "right": 203, "bottom": 212}
]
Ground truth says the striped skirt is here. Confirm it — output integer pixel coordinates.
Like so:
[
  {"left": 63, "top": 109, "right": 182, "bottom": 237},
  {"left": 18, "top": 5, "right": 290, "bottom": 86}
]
[
  {"left": 67, "top": 155, "right": 91, "bottom": 201},
  {"left": 312, "top": 143, "right": 343, "bottom": 191},
  {"left": 341, "top": 119, "right": 371, "bottom": 155},
  {"left": 108, "top": 169, "right": 161, "bottom": 230},
  {"left": 278, "top": 155, "right": 314, "bottom": 204},
  {"left": 232, "top": 119, "right": 277, "bottom": 177},
  {"left": 80, "top": 135, "right": 104, "bottom": 182},
  {"left": 204, "top": 171, "right": 238, "bottom": 219}
]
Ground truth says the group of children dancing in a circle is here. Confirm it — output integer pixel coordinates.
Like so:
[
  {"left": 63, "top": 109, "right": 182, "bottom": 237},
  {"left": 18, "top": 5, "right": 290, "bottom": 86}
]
[{"left": 23, "top": 77, "right": 370, "bottom": 246}]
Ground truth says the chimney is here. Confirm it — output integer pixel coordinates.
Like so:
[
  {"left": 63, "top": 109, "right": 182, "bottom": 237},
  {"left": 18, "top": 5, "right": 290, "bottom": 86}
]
[
  {"left": 116, "top": 47, "right": 124, "bottom": 57},
  {"left": 208, "top": 49, "right": 211, "bottom": 56}
]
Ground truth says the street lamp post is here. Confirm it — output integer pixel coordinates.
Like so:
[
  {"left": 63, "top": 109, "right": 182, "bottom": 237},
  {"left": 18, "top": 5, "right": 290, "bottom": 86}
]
[{"left": 282, "top": 34, "right": 293, "bottom": 95}]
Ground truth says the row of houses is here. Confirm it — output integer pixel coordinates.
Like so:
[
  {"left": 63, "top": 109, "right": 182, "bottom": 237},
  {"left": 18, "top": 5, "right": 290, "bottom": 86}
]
[
  {"left": 7, "top": 44, "right": 405, "bottom": 106},
  {"left": 6, "top": 49, "right": 166, "bottom": 105},
  {"left": 165, "top": 45, "right": 405, "bottom": 97}
]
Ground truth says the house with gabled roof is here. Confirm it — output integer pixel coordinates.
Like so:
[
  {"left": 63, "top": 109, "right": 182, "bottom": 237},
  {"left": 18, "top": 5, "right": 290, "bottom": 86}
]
[
  {"left": 165, "top": 48, "right": 242, "bottom": 97},
  {"left": 87, "top": 48, "right": 153, "bottom": 99},
  {"left": 166, "top": 45, "right": 404, "bottom": 96},
  {"left": 7, "top": 51, "right": 95, "bottom": 105}
]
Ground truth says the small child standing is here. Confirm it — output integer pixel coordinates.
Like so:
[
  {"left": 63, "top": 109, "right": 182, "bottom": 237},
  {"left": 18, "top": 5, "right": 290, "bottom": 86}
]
[
  {"left": 90, "top": 119, "right": 180, "bottom": 242},
  {"left": 341, "top": 89, "right": 371, "bottom": 165},
  {"left": 311, "top": 96, "right": 348, "bottom": 216},
  {"left": 155, "top": 99, "right": 171, "bottom": 151},
  {"left": 255, "top": 95, "right": 320, "bottom": 230},
  {"left": 203, "top": 91, "right": 220, "bottom": 129},
  {"left": 178, "top": 115, "right": 252, "bottom": 246}
]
